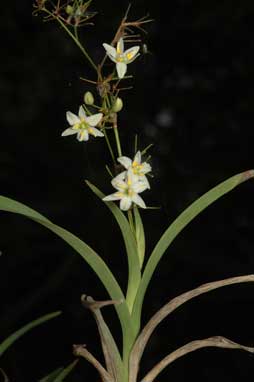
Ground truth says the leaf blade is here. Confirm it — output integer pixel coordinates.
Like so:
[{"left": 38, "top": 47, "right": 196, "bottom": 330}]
[
  {"left": 82, "top": 295, "right": 123, "bottom": 382},
  {"left": 132, "top": 170, "right": 254, "bottom": 328},
  {"left": 129, "top": 274, "right": 254, "bottom": 382},
  {"left": 0, "top": 311, "right": 61, "bottom": 357},
  {"left": 140, "top": 336, "right": 254, "bottom": 382},
  {"left": 133, "top": 205, "right": 145, "bottom": 269},
  {"left": 38, "top": 367, "right": 64, "bottom": 382},
  {"left": 52, "top": 360, "right": 79, "bottom": 382},
  {"left": 0, "top": 196, "right": 135, "bottom": 352},
  {"left": 85, "top": 181, "right": 141, "bottom": 313}
]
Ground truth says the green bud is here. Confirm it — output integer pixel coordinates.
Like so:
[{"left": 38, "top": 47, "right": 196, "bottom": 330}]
[
  {"left": 84, "top": 91, "right": 94, "bottom": 105},
  {"left": 112, "top": 97, "right": 123, "bottom": 113},
  {"left": 66, "top": 5, "right": 73, "bottom": 15}
]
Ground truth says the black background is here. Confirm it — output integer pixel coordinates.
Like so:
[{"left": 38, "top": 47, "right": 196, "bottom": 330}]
[{"left": 1, "top": 0, "right": 254, "bottom": 380}]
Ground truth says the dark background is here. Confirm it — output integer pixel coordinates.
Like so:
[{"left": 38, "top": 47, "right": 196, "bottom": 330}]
[{"left": 1, "top": 0, "right": 254, "bottom": 380}]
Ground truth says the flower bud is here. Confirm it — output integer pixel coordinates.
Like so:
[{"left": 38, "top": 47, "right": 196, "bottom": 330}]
[
  {"left": 112, "top": 97, "right": 123, "bottom": 113},
  {"left": 84, "top": 91, "right": 94, "bottom": 105},
  {"left": 66, "top": 5, "right": 73, "bottom": 15}
]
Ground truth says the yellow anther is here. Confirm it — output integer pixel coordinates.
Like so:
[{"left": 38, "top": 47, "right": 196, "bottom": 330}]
[
  {"left": 127, "top": 52, "right": 134, "bottom": 60},
  {"left": 116, "top": 182, "right": 125, "bottom": 190},
  {"left": 73, "top": 123, "right": 80, "bottom": 130}
]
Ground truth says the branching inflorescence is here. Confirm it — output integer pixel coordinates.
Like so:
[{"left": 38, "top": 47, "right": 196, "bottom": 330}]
[{"left": 0, "top": 1, "right": 253, "bottom": 381}]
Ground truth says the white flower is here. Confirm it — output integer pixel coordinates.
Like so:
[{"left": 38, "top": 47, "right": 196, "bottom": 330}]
[
  {"left": 103, "top": 37, "right": 140, "bottom": 79},
  {"left": 103, "top": 169, "right": 147, "bottom": 211},
  {"left": 62, "top": 106, "right": 103, "bottom": 142},
  {"left": 117, "top": 151, "right": 152, "bottom": 189}
]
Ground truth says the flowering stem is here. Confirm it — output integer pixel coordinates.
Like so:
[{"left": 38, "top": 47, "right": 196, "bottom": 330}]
[
  {"left": 58, "top": 19, "right": 97, "bottom": 71},
  {"left": 43, "top": 9, "right": 97, "bottom": 72},
  {"left": 113, "top": 126, "right": 122, "bottom": 158},
  {"left": 104, "top": 94, "right": 122, "bottom": 159},
  {"left": 103, "top": 128, "right": 116, "bottom": 164},
  {"left": 112, "top": 112, "right": 122, "bottom": 157},
  {"left": 74, "top": 25, "right": 79, "bottom": 41},
  {"left": 128, "top": 209, "right": 135, "bottom": 233}
]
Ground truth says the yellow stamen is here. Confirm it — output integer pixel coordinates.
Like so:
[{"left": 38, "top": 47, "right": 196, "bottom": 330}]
[
  {"left": 116, "top": 182, "right": 126, "bottom": 190},
  {"left": 73, "top": 123, "right": 80, "bottom": 130},
  {"left": 133, "top": 163, "right": 143, "bottom": 174},
  {"left": 127, "top": 51, "right": 134, "bottom": 60}
]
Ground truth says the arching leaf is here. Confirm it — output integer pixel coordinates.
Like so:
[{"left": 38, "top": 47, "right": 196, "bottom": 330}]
[{"left": 132, "top": 170, "right": 254, "bottom": 329}]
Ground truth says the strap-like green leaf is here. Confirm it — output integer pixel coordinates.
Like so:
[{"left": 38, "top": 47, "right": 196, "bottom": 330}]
[
  {"left": 132, "top": 170, "right": 254, "bottom": 329},
  {"left": 133, "top": 206, "right": 145, "bottom": 269},
  {"left": 0, "top": 196, "right": 135, "bottom": 353},
  {"left": 86, "top": 181, "right": 141, "bottom": 314},
  {"left": 0, "top": 311, "right": 61, "bottom": 357},
  {"left": 52, "top": 360, "right": 79, "bottom": 381},
  {"left": 39, "top": 367, "right": 64, "bottom": 382}
]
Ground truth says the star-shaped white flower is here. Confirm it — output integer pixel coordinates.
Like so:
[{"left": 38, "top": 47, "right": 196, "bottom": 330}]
[
  {"left": 117, "top": 151, "right": 152, "bottom": 189},
  {"left": 62, "top": 106, "right": 103, "bottom": 142},
  {"left": 103, "top": 169, "right": 147, "bottom": 211},
  {"left": 103, "top": 37, "right": 140, "bottom": 79}
]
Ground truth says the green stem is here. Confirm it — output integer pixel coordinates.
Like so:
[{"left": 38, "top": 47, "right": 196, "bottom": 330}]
[
  {"left": 58, "top": 19, "right": 97, "bottom": 71},
  {"left": 74, "top": 25, "right": 79, "bottom": 41},
  {"left": 105, "top": 94, "right": 122, "bottom": 159},
  {"left": 113, "top": 126, "right": 122, "bottom": 157},
  {"left": 128, "top": 209, "right": 135, "bottom": 233},
  {"left": 43, "top": 9, "right": 97, "bottom": 72},
  {"left": 103, "top": 128, "right": 116, "bottom": 164}
]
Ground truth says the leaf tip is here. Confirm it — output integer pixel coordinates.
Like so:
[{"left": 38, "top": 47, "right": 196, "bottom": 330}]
[{"left": 240, "top": 169, "right": 254, "bottom": 183}]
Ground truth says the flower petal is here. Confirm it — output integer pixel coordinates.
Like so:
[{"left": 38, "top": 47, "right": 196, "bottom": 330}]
[
  {"left": 78, "top": 106, "right": 87, "bottom": 119},
  {"left": 124, "top": 46, "right": 140, "bottom": 63},
  {"left": 111, "top": 171, "right": 126, "bottom": 187},
  {"left": 88, "top": 127, "right": 104, "bottom": 137},
  {"left": 77, "top": 130, "right": 89, "bottom": 142},
  {"left": 132, "top": 178, "right": 148, "bottom": 193},
  {"left": 134, "top": 151, "right": 141, "bottom": 164},
  {"left": 61, "top": 128, "right": 77, "bottom": 137},
  {"left": 141, "top": 162, "right": 152, "bottom": 174},
  {"left": 132, "top": 194, "right": 146, "bottom": 209},
  {"left": 117, "top": 156, "right": 132, "bottom": 169},
  {"left": 116, "top": 62, "right": 127, "bottom": 79},
  {"left": 103, "top": 192, "right": 122, "bottom": 202},
  {"left": 112, "top": 177, "right": 127, "bottom": 191},
  {"left": 103, "top": 43, "right": 117, "bottom": 59},
  {"left": 120, "top": 196, "right": 132, "bottom": 211},
  {"left": 66, "top": 111, "right": 80, "bottom": 126},
  {"left": 127, "top": 168, "right": 139, "bottom": 183},
  {"left": 140, "top": 175, "right": 150, "bottom": 190},
  {"left": 86, "top": 113, "right": 103, "bottom": 127},
  {"left": 117, "top": 38, "right": 124, "bottom": 54}
]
